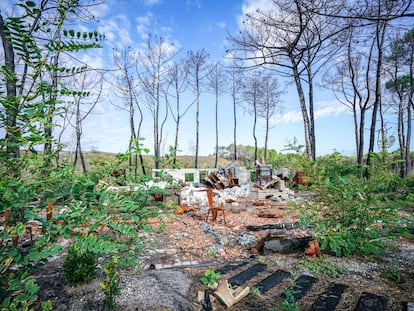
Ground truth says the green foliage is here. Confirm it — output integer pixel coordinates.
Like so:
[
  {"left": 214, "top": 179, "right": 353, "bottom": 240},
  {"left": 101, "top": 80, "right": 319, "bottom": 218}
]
[
  {"left": 62, "top": 244, "right": 97, "bottom": 286},
  {"left": 200, "top": 269, "right": 221, "bottom": 286},
  {"left": 299, "top": 255, "right": 344, "bottom": 278},
  {"left": 277, "top": 276, "right": 300, "bottom": 311},
  {"left": 100, "top": 257, "right": 122, "bottom": 310},
  {"left": 301, "top": 172, "right": 405, "bottom": 257},
  {"left": 0, "top": 272, "right": 47, "bottom": 311},
  {"left": 207, "top": 248, "right": 216, "bottom": 257},
  {"left": 379, "top": 263, "right": 402, "bottom": 282},
  {"left": 0, "top": 1, "right": 170, "bottom": 309},
  {"left": 249, "top": 287, "right": 261, "bottom": 297}
]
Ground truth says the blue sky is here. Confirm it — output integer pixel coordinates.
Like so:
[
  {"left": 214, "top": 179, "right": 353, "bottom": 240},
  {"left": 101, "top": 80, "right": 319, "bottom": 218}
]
[{"left": 1, "top": 0, "right": 396, "bottom": 157}]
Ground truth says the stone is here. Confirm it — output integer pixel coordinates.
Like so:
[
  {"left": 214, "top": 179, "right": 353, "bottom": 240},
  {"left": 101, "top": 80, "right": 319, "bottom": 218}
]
[
  {"left": 263, "top": 236, "right": 312, "bottom": 255},
  {"left": 236, "top": 232, "right": 258, "bottom": 247}
]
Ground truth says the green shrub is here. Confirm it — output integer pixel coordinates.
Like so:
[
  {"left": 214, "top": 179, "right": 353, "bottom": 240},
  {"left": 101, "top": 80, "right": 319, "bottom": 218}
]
[
  {"left": 63, "top": 244, "right": 97, "bottom": 286},
  {"left": 301, "top": 174, "right": 402, "bottom": 257},
  {"left": 100, "top": 257, "right": 121, "bottom": 310}
]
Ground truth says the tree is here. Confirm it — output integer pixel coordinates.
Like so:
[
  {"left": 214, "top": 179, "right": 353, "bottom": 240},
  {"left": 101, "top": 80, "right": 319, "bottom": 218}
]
[
  {"left": 137, "top": 35, "right": 177, "bottom": 169},
  {"left": 385, "top": 28, "right": 414, "bottom": 177},
  {"left": 240, "top": 69, "right": 262, "bottom": 164},
  {"left": 0, "top": 1, "right": 104, "bottom": 308},
  {"left": 1, "top": 0, "right": 103, "bottom": 171},
  {"left": 113, "top": 48, "right": 146, "bottom": 176},
  {"left": 166, "top": 60, "right": 189, "bottom": 167},
  {"left": 185, "top": 49, "right": 209, "bottom": 168},
  {"left": 68, "top": 71, "right": 103, "bottom": 174},
  {"left": 323, "top": 26, "right": 376, "bottom": 175},
  {"left": 206, "top": 62, "right": 227, "bottom": 168},
  {"left": 257, "top": 73, "right": 284, "bottom": 163},
  {"left": 226, "top": 64, "right": 244, "bottom": 161},
  {"left": 0, "top": 12, "right": 19, "bottom": 176},
  {"left": 228, "top": 0, "right": 340, "bottom": 160},
  {"left": 301, "top": 0, "right": 414, "bottom": 175}
]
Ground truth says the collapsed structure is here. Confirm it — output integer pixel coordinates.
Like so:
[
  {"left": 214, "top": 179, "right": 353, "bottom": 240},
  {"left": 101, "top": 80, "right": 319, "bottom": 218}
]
[{"left": 152, "top": 161, "right": 299, "bottom": 208}]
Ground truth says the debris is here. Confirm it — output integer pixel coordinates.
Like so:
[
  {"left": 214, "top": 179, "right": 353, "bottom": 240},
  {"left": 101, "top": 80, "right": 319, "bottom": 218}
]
[
  {"left": 228, "top": 263, "right": 267, "bottom": 287},
  {"left": 255, "top": 163, "right": 273, "bottom": 184},
  {"left": 236, "top": 232, "right": 258, "bottom": 247},
  {"left": 254, "top": 269, "right": 291, "bottom": 294},
  {"left": 262, "top": 235, "right": 313, "bottom": 255},
  {"left": 205, "top": 188, "right": 230, "bottom": 224},
  {"left": 309, "top": 284, "right": 349, "bottom": 311},
  {"left": 355, "top": 292, "right": 388, "bottom": 311},
  {"left": 199, "top": 289, "right": 214, "bottom": 311},
  {"left": 293, "top": 171, "right": 310, "bottom": 187},
  {"left": 246, "top": 222, "right": 298, "bottom": 231},
  {"left": 305, "top": 240, "right": 322, "bottom": 258},
  {"left": 257, "top": 210, "right": 283, "bottom": 218},
  {"left": 174, "top": 205, "right": 196, "bottom": 215},
  {"left": 214, "top": 279, "right": 250, "bottom": 308}
]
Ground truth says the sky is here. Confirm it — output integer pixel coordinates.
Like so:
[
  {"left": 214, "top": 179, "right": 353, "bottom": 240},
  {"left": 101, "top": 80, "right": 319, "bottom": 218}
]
[{"left": 1, "top": 0, "right": 406, "bottom": 158}]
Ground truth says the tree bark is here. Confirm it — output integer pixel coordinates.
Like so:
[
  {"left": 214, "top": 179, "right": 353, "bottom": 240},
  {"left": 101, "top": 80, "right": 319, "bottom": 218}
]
[
  {"left": 366, "top": 5, "right": 388, "bottom": 178},
  {"left": 291, "top": 56, "right": 312, "bottom": 159},
  {"left": 0, "top": 13, "right": 20, "bottom": 175}
]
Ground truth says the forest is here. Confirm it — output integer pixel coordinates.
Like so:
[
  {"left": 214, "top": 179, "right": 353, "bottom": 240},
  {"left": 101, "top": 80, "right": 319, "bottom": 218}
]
[{"left": 1, "top": 0, "right": 414, "bottom": 310}]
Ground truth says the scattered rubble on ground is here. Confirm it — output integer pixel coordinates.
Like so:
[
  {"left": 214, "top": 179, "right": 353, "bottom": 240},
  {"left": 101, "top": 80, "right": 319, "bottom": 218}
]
[{"left": 5, "top": 162, "right": 414, "bottom": 310}]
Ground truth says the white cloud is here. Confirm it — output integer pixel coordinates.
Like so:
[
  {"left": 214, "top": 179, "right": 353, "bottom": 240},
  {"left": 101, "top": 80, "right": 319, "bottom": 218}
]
[
  {"left": 136, "top": 12, "right": 154, "bottom": 39},
  {"left": 314, "top": 101, "right": 349, "bottom": 118},
  {"left": 88, "top": 2, "right": 110, "bottom": 20},
  {"left": 144, "top": 0, "right": 161, "bottom": 6},
  {"left": 274, "top": 110, "right": 303, "bottom": 124},
  {"left": 98, "top": 14, "right": 133, "bottom": 48},
  {"left": 272, "top": 100, "right": 349, "bottom": 125},
  {"left": 216, "top": 21, "right": 226, "bottom": 29}
]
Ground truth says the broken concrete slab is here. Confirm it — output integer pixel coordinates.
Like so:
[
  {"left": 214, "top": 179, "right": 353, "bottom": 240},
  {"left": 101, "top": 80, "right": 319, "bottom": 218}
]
[{"left": 262, "top": 236, "right": 313, "bottom": 255}]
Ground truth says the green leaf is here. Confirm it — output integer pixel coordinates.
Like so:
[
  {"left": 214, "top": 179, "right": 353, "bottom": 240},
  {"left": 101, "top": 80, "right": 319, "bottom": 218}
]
[
  {"left": 16, "top": 222, "right": 26, "bottom": 235},
  {"left": 23, "top": 108, "right": 37, "bottom": 115},
  {"left": 2, "top": 296, "right": 10, "bottom": 307},
  {"left": 25, "top": 1, "right": 36, "bottom": 7}
]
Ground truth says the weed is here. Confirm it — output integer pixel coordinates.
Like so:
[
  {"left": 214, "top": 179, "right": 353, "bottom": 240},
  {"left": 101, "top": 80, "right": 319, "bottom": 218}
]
[
  {"left": 63, "top": 244, "right": 97, "bottom": 286},
  {"left": 277, "top": 276, "right": 300, "bottom": 311},
  {"left": 200, "top": 269, "right": 221, "bottom": 286},
  {"left": 380, "top": 264, "right": 402, "bottom": 282},
  {"left": 208, "top": 248, "right": 217, "bottom": 257},
  {"left": 100, "top": 257, "right": 122, "bottom": 310},
  {"left": 249, "top": 287, "right": 261, "bottom": 297},
  {"left": 299, "top": 255, "right": 344, "bottom": 278}
]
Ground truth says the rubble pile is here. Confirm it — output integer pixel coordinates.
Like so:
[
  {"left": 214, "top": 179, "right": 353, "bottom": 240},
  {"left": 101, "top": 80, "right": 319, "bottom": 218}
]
[{"left": 141, "top": 162, "right": 316, "bottom": 270}]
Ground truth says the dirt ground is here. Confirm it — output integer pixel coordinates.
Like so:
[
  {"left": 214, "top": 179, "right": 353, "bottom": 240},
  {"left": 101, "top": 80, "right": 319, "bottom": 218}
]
[{"left": 33, "top": 189, "right": 414, "bottom": 310}]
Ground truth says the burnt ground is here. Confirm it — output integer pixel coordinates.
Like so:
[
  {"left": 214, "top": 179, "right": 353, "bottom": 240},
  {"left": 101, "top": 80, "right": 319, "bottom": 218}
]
[{"left": 33, "top": 190, "right": 414, "bottom": 311}]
